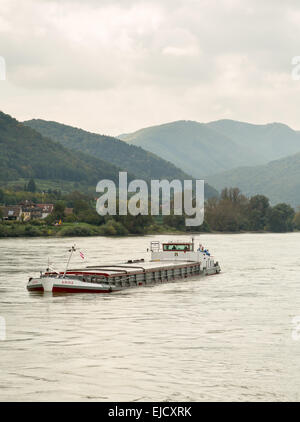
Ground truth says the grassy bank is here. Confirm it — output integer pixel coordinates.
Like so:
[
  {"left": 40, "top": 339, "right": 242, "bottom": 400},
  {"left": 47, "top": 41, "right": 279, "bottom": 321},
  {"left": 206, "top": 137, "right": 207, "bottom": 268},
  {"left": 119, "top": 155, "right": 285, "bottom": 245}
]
[
  {"left": 0, "top": 220, "right": 186, "bottom": 238},
  {"left": 1, "top": 221, "right": 298, "bottom": 238}
]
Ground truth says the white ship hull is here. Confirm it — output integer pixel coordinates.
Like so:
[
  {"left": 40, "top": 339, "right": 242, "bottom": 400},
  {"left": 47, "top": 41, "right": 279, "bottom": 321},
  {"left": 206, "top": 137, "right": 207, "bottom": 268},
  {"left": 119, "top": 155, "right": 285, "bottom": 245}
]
[
  {"left": 27, "top": 264, "right": 220, "bottom": 294},
  {"left": 27, "top": 239, "right": 221, "bottom": 294}
]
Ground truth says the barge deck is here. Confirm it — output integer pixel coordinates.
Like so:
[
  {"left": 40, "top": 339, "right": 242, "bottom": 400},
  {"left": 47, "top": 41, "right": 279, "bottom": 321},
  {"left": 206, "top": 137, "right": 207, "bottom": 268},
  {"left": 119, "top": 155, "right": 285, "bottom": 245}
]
[{"left": 27, "top": 239, "right": 221, "bottom": 293}]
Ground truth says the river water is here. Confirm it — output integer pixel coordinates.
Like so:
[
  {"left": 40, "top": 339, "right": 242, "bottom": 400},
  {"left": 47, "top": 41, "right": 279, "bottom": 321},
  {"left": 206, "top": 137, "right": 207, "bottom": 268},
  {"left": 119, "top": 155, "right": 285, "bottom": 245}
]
[{"left": 0, "top": 233, "right": 300, "bottom": 402}]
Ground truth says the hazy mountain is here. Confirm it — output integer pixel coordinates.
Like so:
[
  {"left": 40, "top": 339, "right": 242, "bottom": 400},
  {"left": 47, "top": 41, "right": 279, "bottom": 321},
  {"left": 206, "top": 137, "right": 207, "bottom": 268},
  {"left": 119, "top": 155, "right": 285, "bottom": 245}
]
[
  {"left": 24, "top": 119, "right": 191, "bottom": 182},
  {"left": 0, "top": 111, "right": 123, "bottom": 184},
  {"left": 119, "top": 119, "right": 300, "bottom": 178},
  {"left": 23, "top": 118, "right": 218, "bottom": 198},
  {"left": 206, "top": 152, "right": 300, "bottom": 207},
  {"left": 207, "top": 119, "right": 300, "bottom": 162},
  {"left": 119, "top": 120, "right": 260, "bottom": 178}
]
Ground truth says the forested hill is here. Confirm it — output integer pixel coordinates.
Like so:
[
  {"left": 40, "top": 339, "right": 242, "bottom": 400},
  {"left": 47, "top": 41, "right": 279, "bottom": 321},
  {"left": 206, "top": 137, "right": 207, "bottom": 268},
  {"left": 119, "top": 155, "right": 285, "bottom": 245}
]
[
  {"left": 24, "top": 118, "right": 219, "bottom": 199},
  {"left": 24, "top": 119, "right": 194, "bottom": 183},
  {"left": 119, "top": 119, "right": 300, "bottom": 178},
  {"left": 119, "top": 120, "right": 260, "bottom": 178},
  {"left": 206, "top": 152, "right": 300, "bottom": 207},
  {"left": 0, "top": 111, "right": 123, "bottom": 184},
  {"left": 207, "top": 119, "right": 300, "bottom": 163}
]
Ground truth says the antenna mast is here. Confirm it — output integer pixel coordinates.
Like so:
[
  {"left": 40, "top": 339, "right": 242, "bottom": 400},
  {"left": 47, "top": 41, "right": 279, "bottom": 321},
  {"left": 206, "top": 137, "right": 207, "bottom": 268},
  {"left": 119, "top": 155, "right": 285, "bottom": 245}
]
[{"left": 63, "top": 245, "right": 76, "bottom": 279}]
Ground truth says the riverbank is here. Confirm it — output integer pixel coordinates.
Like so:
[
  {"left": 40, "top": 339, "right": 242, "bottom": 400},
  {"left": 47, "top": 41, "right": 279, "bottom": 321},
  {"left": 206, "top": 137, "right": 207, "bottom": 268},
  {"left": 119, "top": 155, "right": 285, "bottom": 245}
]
[
  {"left": 1, "top": 186, "right": 298, "bottom": 236},
  {"left": 0, "top": 220, "right": 187, "bottom": 238},
  {"left": 0, "top": 220, "right": 295, "bottom": 238}
]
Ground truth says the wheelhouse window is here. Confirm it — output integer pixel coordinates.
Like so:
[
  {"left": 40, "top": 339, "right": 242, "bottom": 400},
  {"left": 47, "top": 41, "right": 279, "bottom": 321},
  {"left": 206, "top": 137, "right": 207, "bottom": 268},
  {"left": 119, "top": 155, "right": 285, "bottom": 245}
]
[{"left": 163, "top": 243, "right": 191, "bottom": 251}]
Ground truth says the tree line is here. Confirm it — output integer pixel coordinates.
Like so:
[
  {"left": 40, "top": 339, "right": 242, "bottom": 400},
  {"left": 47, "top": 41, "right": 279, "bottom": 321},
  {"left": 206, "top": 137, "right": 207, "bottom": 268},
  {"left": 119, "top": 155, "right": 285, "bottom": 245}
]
[
  {"left": 165, "top": 187, "right": 296, "bottom": 233},
  {"left": 1, "top": 186, "right": 300, "bottom": 236}
]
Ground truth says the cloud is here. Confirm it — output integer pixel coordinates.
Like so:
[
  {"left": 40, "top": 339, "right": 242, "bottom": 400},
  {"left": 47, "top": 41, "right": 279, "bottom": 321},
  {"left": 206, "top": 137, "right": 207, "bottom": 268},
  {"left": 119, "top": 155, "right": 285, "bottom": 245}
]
[
  {"left": 1, "top": 0, "right": 300, "bottom": 134},
  {"left": 162, "top": 46, "right": 199, "bottom": 57}
]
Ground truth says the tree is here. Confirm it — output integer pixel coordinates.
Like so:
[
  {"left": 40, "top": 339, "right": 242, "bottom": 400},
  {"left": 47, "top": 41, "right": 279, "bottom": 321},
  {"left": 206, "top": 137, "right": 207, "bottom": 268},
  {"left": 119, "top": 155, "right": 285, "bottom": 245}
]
[
  {"left": 64, "top": 214, "right": 78, "bottom": 223},
  {"left": 65, "top": 191, "right": 91, "bottom": 207},
  {"left": 45, "top": 200, "right": 66, "bottom": 223},
  {"left": 267, "top": 203, "right": 295, "bottom": 232},
  {"left": 100, "top": 219, "right": 128, "bottom": 236},
  {"left": 0, "top": 189, "right": 4, "bottom": 203},
  {"left": 115, "top": 214, "right": 154, "bottom": 234},
  {"left": 73, "top": 199, "right": 90, "bottom": 215},
  {"left": 248, "top": 195, "right": 270, "bottom": 231},
  {"left": 77, "top": 209, "right": 104, "bottom": 225},
  {"left": 293, "top": 209, "right": 300, "bottom": 230},
  {"left": 163, "top": 214, "right": 185, "bottom": 230},
  {"left": 205, "top": 188, "right": 249, "bottom": 232},
  {"left": 186, "top": 219, "right": 211, "bottom": 233},
  {"left": 27, "top": 178, "right": 37, "bottom": 193}
]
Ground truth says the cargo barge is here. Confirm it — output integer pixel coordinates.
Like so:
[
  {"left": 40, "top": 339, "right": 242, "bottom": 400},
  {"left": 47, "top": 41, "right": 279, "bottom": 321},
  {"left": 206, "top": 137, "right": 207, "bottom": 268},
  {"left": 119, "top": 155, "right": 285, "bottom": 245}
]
[{"left": 27, "top": 239, "right": 221, "bottom": 293}]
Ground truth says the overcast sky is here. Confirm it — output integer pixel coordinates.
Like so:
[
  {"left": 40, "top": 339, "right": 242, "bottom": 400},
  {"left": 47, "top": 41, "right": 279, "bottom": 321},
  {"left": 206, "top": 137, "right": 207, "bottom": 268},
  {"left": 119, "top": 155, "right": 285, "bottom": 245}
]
[{"left": 1, "top": 0, "right": 300, "bottom": 135}]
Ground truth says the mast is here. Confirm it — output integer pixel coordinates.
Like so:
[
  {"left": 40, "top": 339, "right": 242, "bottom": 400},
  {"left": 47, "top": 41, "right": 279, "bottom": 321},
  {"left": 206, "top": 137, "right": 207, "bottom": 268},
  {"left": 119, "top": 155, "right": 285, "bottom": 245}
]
[{"left": 63, "top": 245, "right": 76, "bottom": 278}]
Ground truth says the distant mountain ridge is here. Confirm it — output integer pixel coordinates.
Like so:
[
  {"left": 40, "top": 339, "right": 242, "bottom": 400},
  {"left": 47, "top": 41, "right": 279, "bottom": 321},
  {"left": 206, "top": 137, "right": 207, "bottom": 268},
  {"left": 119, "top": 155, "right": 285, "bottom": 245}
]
[
  {"left": 24, "top": 119, "right": 191, "bottom": 182},
  {"left": 23, "top": 118, "right": 218, "bottom": 198},
  {"left": 119, "top": 120, "right": 260, "bottom": 177},
  {"left": 207, "top": 119, "right": 300, "bottom": 163},
  {"left": 119, "top": 119, "right": 300, "bottom": 178},
  {"left": 0, "top": 111, "right": 124, "bottom": 185}
]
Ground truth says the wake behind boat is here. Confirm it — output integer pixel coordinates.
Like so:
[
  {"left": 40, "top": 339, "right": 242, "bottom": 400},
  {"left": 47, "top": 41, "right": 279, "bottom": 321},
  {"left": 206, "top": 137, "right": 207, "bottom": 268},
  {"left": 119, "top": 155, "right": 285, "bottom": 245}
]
[{"left": 27, "top": 239, "right": 221, "bottom": 293}]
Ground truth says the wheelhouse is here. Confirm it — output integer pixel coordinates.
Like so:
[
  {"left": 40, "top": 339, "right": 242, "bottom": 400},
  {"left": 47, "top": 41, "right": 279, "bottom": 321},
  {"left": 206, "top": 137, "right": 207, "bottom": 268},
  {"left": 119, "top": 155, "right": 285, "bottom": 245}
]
[{"left": 162, "top": 242, "right": 194, "bottom": 252}]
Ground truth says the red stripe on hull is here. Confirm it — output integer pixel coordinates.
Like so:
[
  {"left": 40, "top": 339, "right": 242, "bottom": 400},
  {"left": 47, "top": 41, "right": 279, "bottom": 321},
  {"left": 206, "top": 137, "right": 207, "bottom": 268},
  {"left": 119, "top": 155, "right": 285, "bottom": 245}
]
[
  {"left": 52, "top": 286, "right": 116, "bottom": 293},
  {"left": 27, "top": 270, "right": 220, "bottom": 294}
]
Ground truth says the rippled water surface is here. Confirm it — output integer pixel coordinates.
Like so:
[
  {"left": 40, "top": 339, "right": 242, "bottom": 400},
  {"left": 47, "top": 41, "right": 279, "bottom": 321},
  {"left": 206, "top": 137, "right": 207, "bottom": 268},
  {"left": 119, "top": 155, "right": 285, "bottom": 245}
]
[{"left": 1, "top": 233, "right": 300, "bottom": 401}]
